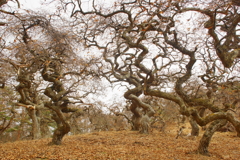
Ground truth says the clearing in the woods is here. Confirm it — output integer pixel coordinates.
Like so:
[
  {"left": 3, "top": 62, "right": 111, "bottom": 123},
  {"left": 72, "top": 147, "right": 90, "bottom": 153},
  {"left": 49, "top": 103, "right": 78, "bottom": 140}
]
[{"left": 0, "top": 125, "right": 239, "bottom": 160}]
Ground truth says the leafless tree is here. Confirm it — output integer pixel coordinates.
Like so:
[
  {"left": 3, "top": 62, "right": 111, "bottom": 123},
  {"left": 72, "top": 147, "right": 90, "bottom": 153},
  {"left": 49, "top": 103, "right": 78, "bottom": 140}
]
[
  {"left": 62, "top": 0, "right": 240, "bottom": 155},
  {"left": 0, "top": 11, "right": 103, "bottom": 144}
]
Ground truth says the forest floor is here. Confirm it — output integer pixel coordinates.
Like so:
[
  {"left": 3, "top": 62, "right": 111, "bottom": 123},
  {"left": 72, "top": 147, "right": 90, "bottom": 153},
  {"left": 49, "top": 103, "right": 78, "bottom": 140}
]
[{"left": 0, "top": 124, "right": 240, "bottom": 160}]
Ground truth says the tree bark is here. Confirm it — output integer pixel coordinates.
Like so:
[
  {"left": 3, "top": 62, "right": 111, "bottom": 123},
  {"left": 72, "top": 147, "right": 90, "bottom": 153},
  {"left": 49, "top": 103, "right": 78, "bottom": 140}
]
[
  {"left": 139, "top": 114, "right": 150, "bottom": 134},
  {"left": 130, "top": 104, "right": 151, "bottom": 134},
  {"left": 50, "top": 111, "right": 70, "bottom": 145},
  {"left": 42, "top": 61, "right": 74, "bottom": 145},
  {"left": 40, "top": 119, "right": 51, "bottom": 138},
  {"left": 197, "top": 119, "right": 227, "bottom": 155},
  {"left": 131, "top": 114, "right": 141, "bottom": 131},
  {"left": 189, "top": 116, "right": 199, "bottom": 136},
  {"left": 51, "top": 123, "right": 70, "bottom": 145},
  {"left": 28, "top": 109, "right": 41, "bottom": 139}
]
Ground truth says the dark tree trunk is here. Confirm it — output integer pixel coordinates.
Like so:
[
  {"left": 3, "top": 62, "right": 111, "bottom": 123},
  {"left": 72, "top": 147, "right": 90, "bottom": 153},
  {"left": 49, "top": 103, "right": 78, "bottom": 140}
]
[
  {"left": 50, "top": 111, "right": 70, "bottom": 145},
  {"left": 131, "top": 114, "right": 141, "bottom": 131},
  {"left": 51, "top": 123, "right": 70, "bottom": 145},
  {"left": 189, "top": 116, "right": 199, "bottom": 136},
  {"left": 197, "top": 119, "right": 227, "bottom": 155}
]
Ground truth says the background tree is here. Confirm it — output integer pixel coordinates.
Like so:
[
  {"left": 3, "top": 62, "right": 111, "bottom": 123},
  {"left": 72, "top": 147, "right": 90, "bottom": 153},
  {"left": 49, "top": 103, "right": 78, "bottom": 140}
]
[
  {"left": 0, "top": 87, "right": 17, "bottom": 137},
  {"left": 0, "top": 10, "right": 106, "bottom": 144}
]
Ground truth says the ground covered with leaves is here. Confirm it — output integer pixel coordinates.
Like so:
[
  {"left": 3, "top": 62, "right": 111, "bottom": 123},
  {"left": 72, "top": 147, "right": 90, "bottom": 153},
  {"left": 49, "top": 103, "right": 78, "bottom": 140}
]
[{"left": 0, "top": 126, "right": 240, "bottom": 160}]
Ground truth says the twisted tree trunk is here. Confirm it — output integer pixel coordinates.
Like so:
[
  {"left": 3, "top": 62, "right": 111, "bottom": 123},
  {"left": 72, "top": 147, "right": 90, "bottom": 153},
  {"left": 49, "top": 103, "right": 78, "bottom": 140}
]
[
  {"left": 128, "top": 99, "right": 154, "bottom": 134},
  {"left": 51, "top": 112, "right": 70, "bottom": 145},
  {"left": 189, "top": 116, "right": 199, "bottom": 136},
  {"left": 42, "top": 60, "right": 74, "bottom": 145},
  {"left": 197, "top": 119, "right": 227, "bottom": 155},
  {"left": 16, "top": 70, "right": 41, "bottom": 140},
  {"left": 131, "top": 114, "right": 141, "bottom": 131},
  {"left": 139, "top": 114, "right": 150, "bottom": 134},
  {"left": 28, "top": 109, "right": 41, "bottom": 139}
]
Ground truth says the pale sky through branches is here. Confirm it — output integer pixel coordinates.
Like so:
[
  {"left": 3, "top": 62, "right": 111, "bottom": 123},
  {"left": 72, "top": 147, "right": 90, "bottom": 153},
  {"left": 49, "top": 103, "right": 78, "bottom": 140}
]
[
  {"left": 1, "top": 0, "right": 127, "bottom": 112},
  {"left": 4, "top": 0, "right": 239, "bottom": 112},
  {"left": 19, "top": 0, "right": 116, "bottom": 10},
  {"left": 17, "top": 0, "right": 59, "bottom": 14},
  {"left": 20, "top": 0, "right": 42, "bottom": 9}
]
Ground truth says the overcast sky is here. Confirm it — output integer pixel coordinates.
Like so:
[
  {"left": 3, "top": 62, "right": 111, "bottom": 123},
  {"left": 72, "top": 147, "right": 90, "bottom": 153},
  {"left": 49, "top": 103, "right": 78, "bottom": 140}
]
[
  {"left": 18, "top": 0, "right": 117, "bottom": 12},
  {"left": 20, "top": 0, "right": 42, "bottom": 9}
]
